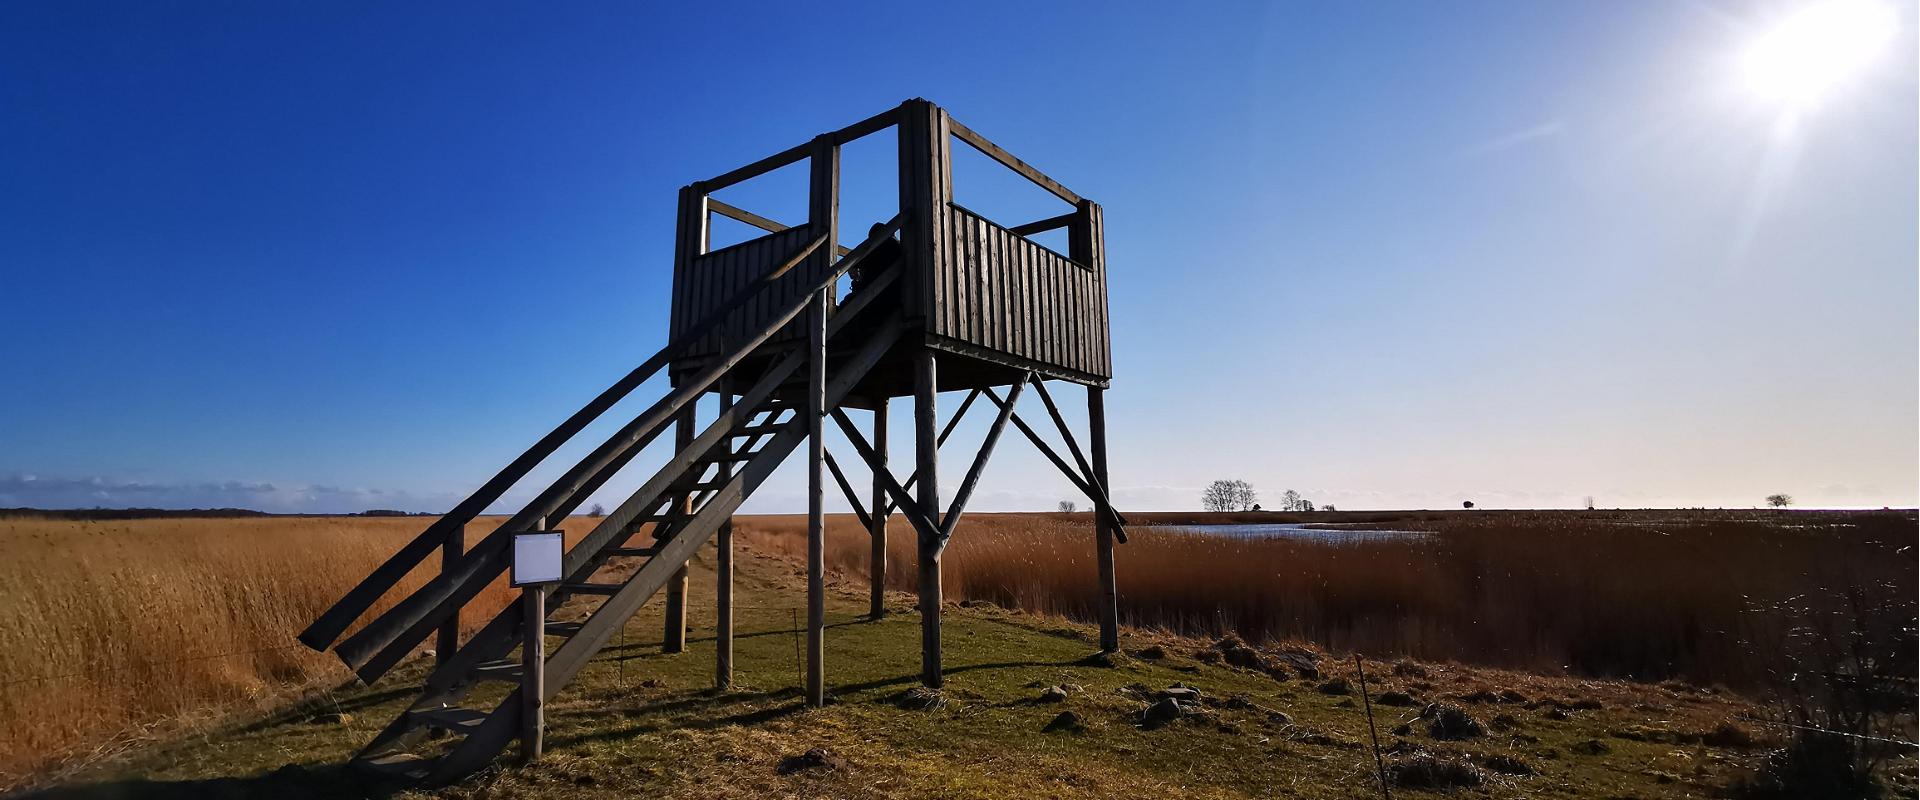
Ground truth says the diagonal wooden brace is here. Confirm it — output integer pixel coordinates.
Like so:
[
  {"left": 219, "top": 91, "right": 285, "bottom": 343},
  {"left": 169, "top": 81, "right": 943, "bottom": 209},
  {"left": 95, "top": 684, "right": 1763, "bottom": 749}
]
[
  {"left": 830, "top": 408, "right": 941, "bottom": 546},
  {"left": 822, "top": 448, "right": 874, "bottom": 532},
  {"left": 938, "top": 374, "right": 1029, "bottom": 540}
]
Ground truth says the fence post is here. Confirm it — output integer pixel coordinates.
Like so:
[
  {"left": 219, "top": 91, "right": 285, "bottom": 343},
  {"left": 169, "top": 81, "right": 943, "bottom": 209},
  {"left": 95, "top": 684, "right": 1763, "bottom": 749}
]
[{"left": 436, "top": 522, "right": 463, "bottom": 669}]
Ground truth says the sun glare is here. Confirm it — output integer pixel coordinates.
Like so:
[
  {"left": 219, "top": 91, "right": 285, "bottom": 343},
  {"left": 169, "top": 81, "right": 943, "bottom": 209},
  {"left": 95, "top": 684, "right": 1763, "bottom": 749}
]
[{"left": 1741, "top": 0, "right": 1897, "bottom": 111}]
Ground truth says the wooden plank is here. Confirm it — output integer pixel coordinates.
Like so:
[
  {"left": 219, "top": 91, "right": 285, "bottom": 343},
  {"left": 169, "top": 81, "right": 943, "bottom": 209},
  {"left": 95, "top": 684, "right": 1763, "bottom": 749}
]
[
  {"left": 697, "top": 140, "right": 810, "bottom": 195},
  {"left": 828, "top": 103, "right": 901, "bottom": 147},
  {"left": 664, "top": 408, "right": 691, "bottom": 654},
  {"left": 435, "top": 523, "right": 462, "bottom": 671},
  {"left": 519, "top": 584, "right": 544, "bottom": 763},
  {"left": 715, "top": 379, "right": 734, "bottom": 690},
  {"left": 806, "top": 288, "right": 827, "bottom": 708},
  {"left": 822, "top": 448, "right": 873, "bottom": 533},
  {"left": 869, "top": 401, "right": 888, "bottom": 619},
  {"left": 937, "top": 375, "right": 1028, "bottom": 543},
  {"left": 1032, "top": 378, "right": 1096, "bottom": 485},
  {"left": 830, "top": 409, "right": 940, "bottom": 544},
  {"left": 948, "top": 116, "right": 1082, "bottom": 205},
  {"left": 708, "top": 198, "right": 851, "bottom": 256},
  {"left": 1008, "top": 211, "right": 1077, "bottom": 237},
  {"left": 1088, "top": 386, "right": 1119, "bottom": 652},
  {"left": 913, "top": 348, "right": 942, "bottom": 688}
]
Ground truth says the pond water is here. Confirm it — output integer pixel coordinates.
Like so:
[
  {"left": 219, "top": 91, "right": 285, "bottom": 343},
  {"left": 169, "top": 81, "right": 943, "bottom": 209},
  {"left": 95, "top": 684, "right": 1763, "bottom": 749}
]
[{"left": 1152, "top": 523, "right": 1431, "bottom": 544}]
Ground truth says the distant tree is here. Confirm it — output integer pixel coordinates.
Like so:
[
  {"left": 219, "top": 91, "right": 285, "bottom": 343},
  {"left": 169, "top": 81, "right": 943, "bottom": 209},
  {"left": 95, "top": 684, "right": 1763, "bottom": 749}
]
[
  {"left": 589, "top": 503, "right": 606, "bottom": 517},
  {"left": 1766, "top": 493, "right": 1793, "bottom": 508},
  {"left": 1202, "top": 480, "right": 1236, "bottom": 512},
  {"left": 1203, "top": 479, "right": 1257, "bottom": 512},
  {"left": 1232, "top": 481, "right": 1257, "bottom": 511},
  {"left": 1462, "top": 500, "right": 1475, "bottom": 509},
  {"left": 1322, "top": 504, "right": 1336, "bottom": 512},
  {"left": 1057, "top": 500, "right": 1077, "bottom": 513},
  {"left": 1251, "top": 503, "right": 1262, "bottom": 512},
  {"left": 1301, "top": 500, "right": 1315, "bottom": 512},
  {"left": 1280, "top": 489, "right": 1302, "bottom": 512}
]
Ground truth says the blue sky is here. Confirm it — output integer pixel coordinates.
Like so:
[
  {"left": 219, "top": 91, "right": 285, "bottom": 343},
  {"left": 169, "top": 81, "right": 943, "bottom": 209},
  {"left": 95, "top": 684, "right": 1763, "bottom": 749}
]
[{"left": 2, "top": 1, "right": 1914, "bottom": 513}]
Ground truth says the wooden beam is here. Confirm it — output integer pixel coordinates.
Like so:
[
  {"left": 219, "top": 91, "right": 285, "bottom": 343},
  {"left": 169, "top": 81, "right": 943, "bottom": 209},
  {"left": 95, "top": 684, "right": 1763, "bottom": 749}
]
[
  {"left": 664, "top": 407, "right": 692, "bottom": 655},
  {"left": 868, "top": 401, "right": 888, "bottom": 619},
  {"left": 805, "top": 133, "right": 837, "bottom": 709},
  {"left": 822, "top": 448, "right": 874, "bottom": 533},
  {"left": 913, "top": 349, "right": 942, "bottom": 688},
  {"left": 877, "top": 387, "right": 980, "bottom": 517},
  {"left": 1089, "top": 387, "right": 1119, "bottom": 652},
  {"left": 715, "top": 379, "right": 735, "bottom": 690},
  {"left": 707, "top": 198, "right": 851, "bottom": 257},
  {"left": 435, "top": 523, "right": 462, "bottom": 671},
  {"left": 1007, "top": 211, "right": 1078, "bottom": 237},
  {"left": 829, "top": 104, "right": 902, "bottom": 147},
  {"left": 1030, "top": 379, "right": 1096, "bottom": 492},
  {"left": 948, "top": 116, "right": 1082, "bottom": 206},
  {"left": 696, "top": 142, "right": 809, "bottom": 196},
  {"left": 830, "top": 409, "right": 940, "bottom": 543},
  {"left": 518, "top": 583, "right": 544, "bottom": 764},
  {"left": 937, "top": 375, "right": 1029, "bottom": 543}
]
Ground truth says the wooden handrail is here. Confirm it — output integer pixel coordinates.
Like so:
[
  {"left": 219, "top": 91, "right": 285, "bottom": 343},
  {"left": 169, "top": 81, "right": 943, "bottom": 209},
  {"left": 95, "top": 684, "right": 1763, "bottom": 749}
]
[
  {"left": 297, "top": 229, "right": 829, "bottom": 652},
  {"left": 707, "top": 198, "right": 852, "bottom": 257},
  {"left": 1007, "top": 211, "right": 1079, "bottom": 237},
  {"left": 330, "top": 213, "right": 907, "bottom": 680},
  {"left": 948, "top": 116, "right": 1082, "bottom": 206},
  {"left": 695, "top": 105, "right": 901, "bottom": 195}
]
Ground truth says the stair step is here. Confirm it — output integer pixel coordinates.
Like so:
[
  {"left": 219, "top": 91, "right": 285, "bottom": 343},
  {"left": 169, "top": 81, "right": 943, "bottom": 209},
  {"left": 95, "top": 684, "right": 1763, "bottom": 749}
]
[
  {"left": 605, "top": 546, "right": 658, "bottom": 557},
  {"left": 410, "top": 706, "right": 488, "bottom": 733},
  {"left": 356, "top": 751, "right": 435, "bottom": 780},
  {"left": 687, "top": 480, "right": 727, "bottom": 492},
  {"left": 471, "top": 659, "right": 522, "bottom": 682},
  {"left": 704, "top": 451, "right": 755, "bottom": 463},
  {"left": 733, "top": 421, "right": 786, "bottom": 436},
  {"left": 563, "top": 582, "right": 623, "bottom": 596},
  {"left": 545, "top": 621, "right": 583, "bottom": 637}
]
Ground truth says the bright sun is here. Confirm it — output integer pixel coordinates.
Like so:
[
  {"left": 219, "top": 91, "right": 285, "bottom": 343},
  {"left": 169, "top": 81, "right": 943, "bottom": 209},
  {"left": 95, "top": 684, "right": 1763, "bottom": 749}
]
[{"left": 1742, "top": 0, "right": 1897, "bottom": 111}]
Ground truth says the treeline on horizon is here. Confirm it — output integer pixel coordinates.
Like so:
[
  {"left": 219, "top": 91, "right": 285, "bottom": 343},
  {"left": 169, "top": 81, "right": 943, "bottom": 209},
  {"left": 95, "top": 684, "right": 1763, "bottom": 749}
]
[{"left": 0, "top": 507, "right": 436, "bottom": 520}]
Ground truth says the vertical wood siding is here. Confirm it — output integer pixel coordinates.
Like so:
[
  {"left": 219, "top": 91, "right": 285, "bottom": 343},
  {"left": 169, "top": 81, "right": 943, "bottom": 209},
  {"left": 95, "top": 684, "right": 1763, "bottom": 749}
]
[
  {"left": 939, "top": 205, "right": 1111, "bottom": 379},
  {"left": 669, "top": 226, "right": 819, "bottom": 362}
]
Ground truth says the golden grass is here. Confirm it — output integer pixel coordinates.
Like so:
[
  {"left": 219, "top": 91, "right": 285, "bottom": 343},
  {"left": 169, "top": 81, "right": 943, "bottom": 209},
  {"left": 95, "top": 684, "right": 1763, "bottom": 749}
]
[
  {"left": 3, "top": 508, "right": 1910, "bottom": 792},
  {"left": 734, "top": 509, "right": 1918, "bottom": 690},
  {"left": 0, "top": 514, "right": 590, "bottom": 786}
]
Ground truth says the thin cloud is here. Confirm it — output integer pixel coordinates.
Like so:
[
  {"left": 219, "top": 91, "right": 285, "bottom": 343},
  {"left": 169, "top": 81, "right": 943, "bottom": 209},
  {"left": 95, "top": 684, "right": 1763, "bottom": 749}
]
[
  {"left": 1457, "top": 119, "right": 1568, "bottom": 159},
  {"left": 0, "top": 474, "right": 470, "bottom": 514}
]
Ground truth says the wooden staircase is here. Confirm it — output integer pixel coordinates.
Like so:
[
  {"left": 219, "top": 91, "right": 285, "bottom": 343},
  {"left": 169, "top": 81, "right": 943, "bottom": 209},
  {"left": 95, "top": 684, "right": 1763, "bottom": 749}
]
[{"left": 297, "top": 217, "right": 909, "bottom": 786}]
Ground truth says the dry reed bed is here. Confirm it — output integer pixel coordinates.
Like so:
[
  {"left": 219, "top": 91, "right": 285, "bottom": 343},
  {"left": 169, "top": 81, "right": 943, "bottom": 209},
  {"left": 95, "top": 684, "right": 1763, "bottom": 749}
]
[
  {"left": 733, "top": 510, "right": 1917, "bottom": 691},
  {"left": 0, "top": 514, "right": 588, "bottom": 787}
]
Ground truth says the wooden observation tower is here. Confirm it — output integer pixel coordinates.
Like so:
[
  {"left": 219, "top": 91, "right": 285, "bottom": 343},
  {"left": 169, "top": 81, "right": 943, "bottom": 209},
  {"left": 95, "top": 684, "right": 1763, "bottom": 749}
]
[{"left": 298, "top": 99, "right": 1130, "bottom": 785}]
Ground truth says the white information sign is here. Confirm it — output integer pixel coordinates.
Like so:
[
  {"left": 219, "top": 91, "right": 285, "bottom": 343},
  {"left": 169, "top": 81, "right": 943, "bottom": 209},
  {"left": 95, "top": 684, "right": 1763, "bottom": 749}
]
[{"left": 511, "top": 532, "right": 564, "bottom": 586}]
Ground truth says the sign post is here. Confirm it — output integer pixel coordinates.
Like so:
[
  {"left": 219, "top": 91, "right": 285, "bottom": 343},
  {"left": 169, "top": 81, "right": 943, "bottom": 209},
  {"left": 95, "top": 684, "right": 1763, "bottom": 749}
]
[{"left": 511, "top": 528, "right": 563, "bottom": 764}]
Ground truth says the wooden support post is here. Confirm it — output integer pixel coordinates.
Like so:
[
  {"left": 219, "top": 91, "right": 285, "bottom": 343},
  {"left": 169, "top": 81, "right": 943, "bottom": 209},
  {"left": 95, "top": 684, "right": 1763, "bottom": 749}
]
[
  {"left": 715, "top": 379, "right": 735, "bottom": 690},
  {"left": 436, "top": 522, "right": 463, "bottom": 670},
  {"left": 869, "top": 400, "right": 888, "bottom": 618},
  {"left": 518, "top": 520, "right": 546, "bottom": 765},
  {"left": 806, "top": 288, "right": 828, "bottom": 707},
  {"left": 913, "top": 349, "right": 942, "bottom": 687},
  {"left": 804, "top": 133, "right": 837, "bottom": 708},
  {"left": 1088, "top": 387, "right": 1119, "bottom": 653},
  {"left": 664, "top": 408, "right": 691, "bottom": 654}
]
